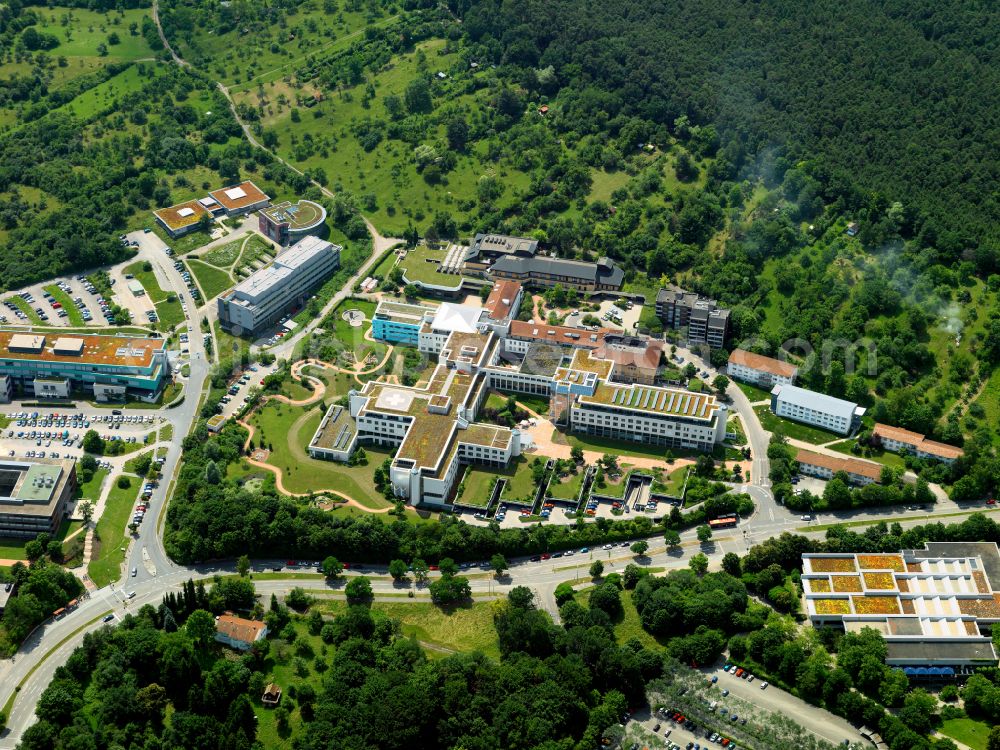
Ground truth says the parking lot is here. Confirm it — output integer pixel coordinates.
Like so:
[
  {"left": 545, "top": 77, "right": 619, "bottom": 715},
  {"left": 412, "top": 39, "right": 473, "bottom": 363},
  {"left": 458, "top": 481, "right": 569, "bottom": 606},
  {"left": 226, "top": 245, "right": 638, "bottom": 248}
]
[
  {"left": 563, "top": 299, "right": 643, "bottom": 332},
  {"left": 0, "top": 409, "right": 159, "bottom": 463},
  {"left": 1, "top": 274, "right": 112, "bottom": 327}
]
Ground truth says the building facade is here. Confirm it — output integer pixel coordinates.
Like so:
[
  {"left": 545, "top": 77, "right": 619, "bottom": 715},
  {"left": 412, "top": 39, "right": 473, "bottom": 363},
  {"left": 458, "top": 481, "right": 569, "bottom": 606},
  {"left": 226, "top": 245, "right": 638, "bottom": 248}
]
[
  {"left": 489, "top": 256, "right": 624, "bottom": 292},
  {"left": 803, "top": 543, "right": 1000, "bottom": 671},
  {"left": 0, "top": 458, "right": 76, "bottom": 539},
  {"left": 207, "top": 181, "right": 271, "bottom": 217},
  {"left": 872, "top": 423, "right": 963, "bottom": 465},
  {"left": 655, "top": 286, "right": 730, "bottom": 348},
  {"left": 727, "top": 349, "right": 798, "bottom": 388},
  {"left": 218, "top": 236, "right": 341, "bottom": 336},
  {"left": 771, "top": 384, "right": 865, "bottom": 436},
  {"left": 215, "top": 614, "right": 268, "bottom": 650},
  {"left": 0, "top": 333, "right": 167, "bottom": 402},
  {"left": 258, "top": 199, "right": 327, "bottom": 245},
  {"left": 795, "top": 449, "right": 881, "bottom": 486}
]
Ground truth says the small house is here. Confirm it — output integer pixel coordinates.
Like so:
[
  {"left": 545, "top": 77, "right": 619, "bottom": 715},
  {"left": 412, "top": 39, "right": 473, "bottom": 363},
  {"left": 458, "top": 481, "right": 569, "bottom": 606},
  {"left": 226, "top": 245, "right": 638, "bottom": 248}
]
[
  {"left": 262, "top": 683, "right": 282, "bottom": 706},
  {"left": 215, "top": 613, "right": 268, "bottom": 651},
  {"left": 846, "top": 222, "right": 859, "bottom": 237}
]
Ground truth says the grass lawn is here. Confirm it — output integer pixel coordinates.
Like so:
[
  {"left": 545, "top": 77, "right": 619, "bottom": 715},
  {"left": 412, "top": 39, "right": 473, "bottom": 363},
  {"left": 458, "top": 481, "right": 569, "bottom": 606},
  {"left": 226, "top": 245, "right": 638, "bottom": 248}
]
[
  {"left": 398, "top": 244, "right": 469, "bottom": 288},
  {"left": 940, "top": 718, "right": 990, "bottom": 750},
  {"left": 574, "top": 586, "right": 663, "bottom": 649},
  {"left": 753, "top": 405, "right": 844, "bottom": 444},
  {"left": 659, "top": 465, "right": 689, "bottom": 497},
  {"left": 186, "top": 259, "right": 233, "bottom": 303},
  {"left": 457, "top": 466, "right": 496, "bottom": 508},
  {"left": 370, "top": 249, "right": 398, "bottom": 280},
  {"left": 827, "top": 440, "right": 907, "bottom": 469},
  {"left": 498, "top": 456, "right": 538, "bottom": 503},
  {"left": 314, "top": 599, "right": 500, "bottom": 659},
  {"left": 246, "top": 402, "right": 392, "bottom": 505},
  {"left": 735, "top": 381, "right": 774, "bottom": 402},
  {"left": 556, "top": 430, "right": 674, "bottom": 463},
  {"left": 87, "top": 476, "right": 139, "bottom": 587},
  {"left": 43, "top": 285, "right": 84, "bottom": 326},
  {"left": 159, "top": 424, "right": 174, "bottom": 442},
  {"left": 200, "top": 237, "right": 244, "bottom": 268},
  {"left": 8, "top": 296, "right": 43, "bottom": 324},
  {"left": 124, "top": 261, "right": 184, "bottom": 330},
  {"left": 77, "top": 468, "right": 109, "bottom": 503},
  {"left": 547, "top": 468, "right": 585, "bottom": 500}
]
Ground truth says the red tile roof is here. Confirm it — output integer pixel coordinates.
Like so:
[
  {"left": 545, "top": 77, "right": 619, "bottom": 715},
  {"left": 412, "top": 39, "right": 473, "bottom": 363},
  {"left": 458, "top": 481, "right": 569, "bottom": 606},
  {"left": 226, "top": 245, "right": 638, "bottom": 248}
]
[
  {"left": 216, "top": 614, "right": 266, "bottom": 644},
  {"left": 729, "top": 348, "right": 798, "bottom": 378},
  {"left": 796, "top": 449, "right": 882, "bottom": 482},
  {"left": 872, "top": 423, "right": 963, "bottom": 460},
  {"left": 483, "top": 280, "right": 521, "bottom": 321},
  {"left": 208, "top": 181, "right": 270, "bottom": 212}
]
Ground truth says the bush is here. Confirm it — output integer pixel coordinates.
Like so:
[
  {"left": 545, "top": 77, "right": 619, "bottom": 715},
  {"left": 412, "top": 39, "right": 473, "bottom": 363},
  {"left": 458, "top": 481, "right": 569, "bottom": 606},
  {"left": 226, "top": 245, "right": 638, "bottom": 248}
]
[{"left": 117, "top": 475, "right": 131, "bottom": 489}]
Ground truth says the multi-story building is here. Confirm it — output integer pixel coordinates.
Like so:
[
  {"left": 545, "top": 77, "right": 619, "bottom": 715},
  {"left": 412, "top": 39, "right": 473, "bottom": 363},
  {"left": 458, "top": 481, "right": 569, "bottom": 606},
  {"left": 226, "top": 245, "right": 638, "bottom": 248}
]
[
  {"left": 207, "top": 181, "right": 271, "bottom": 217},
  {"left": 371, "top": 300, "right": 437, "bottom": 345},
  {"left": 770, "top": 384, "right": 865, "bottom": 436},
  {"left": 258, "top": 199, "right": 327, "bottom": 245},
  {"left": 330, "top": 303, "right": 728, "bottom": 506},
  {"left": 727, "top": 349, "right": 798, "bottom": 388},
  {"left": 153, "top": 199, "right": 212, "bottom": 238},
  {"left": 217, "top": 236, "right": 341, "bottom": 336},
  {"left": 0, "top": 458, "right": 76, "bottom": 539},
  {"left": 872, "top": 424, "right": 963, "bottom": 465},
  {"left": 215, "top": 614, "right": 268, "bottom": 651},
  {"left": 654, "top": 285, "right": 730, "bottom": 348},
  {"left": 803, "top": 542, "right": 1000, "bottom": 671},
  {"left": 463, "top": 233, "right": 538, "bottom": 272},
  {"left": 489, "top": 255, "right": 623, "bottom": 292},
  {"left": 594, "top": 334, "right": 663, "bottom": 385},
  {"left": 0, "top": 332, "right": 167, "bottom": 402},
  {"left": 795, "top": 449, "right": 881, "bottom": 486},
  {"left": 481, "top": 280, "right": 523, "bottom": 331}
]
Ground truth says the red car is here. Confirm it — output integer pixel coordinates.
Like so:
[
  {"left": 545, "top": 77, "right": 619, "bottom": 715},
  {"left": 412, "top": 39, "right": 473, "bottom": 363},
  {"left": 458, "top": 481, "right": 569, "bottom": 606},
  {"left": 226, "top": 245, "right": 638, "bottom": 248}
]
[
  {"left": 286, "top": 560, "right": 297, "bottom": 566},
  {"left": 429, "top": 565, "right": 439, "bottom": 571},
  {"left": 541, "top": 553, "right": 551, "bottom": 560},
  {"left": 987, "top": 498, "right": 996, "bottom": 505}
]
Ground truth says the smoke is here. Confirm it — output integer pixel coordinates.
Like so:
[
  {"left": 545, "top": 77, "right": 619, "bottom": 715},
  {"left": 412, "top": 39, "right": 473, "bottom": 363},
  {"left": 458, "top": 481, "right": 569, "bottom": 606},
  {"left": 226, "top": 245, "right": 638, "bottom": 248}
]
[{"left": 940, "top": 301, "right": 963, "bottom": 337}]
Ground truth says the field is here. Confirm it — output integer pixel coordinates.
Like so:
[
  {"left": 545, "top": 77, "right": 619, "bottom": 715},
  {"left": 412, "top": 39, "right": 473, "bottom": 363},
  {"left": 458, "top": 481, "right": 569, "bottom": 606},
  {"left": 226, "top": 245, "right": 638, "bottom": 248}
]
[
  {"left": 186, "top": 259, "right": 234, "bottom": 303},
  {"left": 827, "top": 440, "right": 907, "bottom": 469},
  {"left": 87, "top": 476, "right": 139, "bottom": 587},
  {"left": 124, "top": 261, "right": 184, "bottom": 330},
  {"left": 232, "top": 37, "right": 535, "bottom": 236},
  {"left": 752, "top": 406, "right": 843, "bottom": 445},
  {"left": 54, "top": 63, "right": 165, "bottom": 120},
  {"left": 239, "top": 401, "right": 393, "bottom": 506},
  {"left": 940, "top": 718, "right": 990, "bottom": 750}
]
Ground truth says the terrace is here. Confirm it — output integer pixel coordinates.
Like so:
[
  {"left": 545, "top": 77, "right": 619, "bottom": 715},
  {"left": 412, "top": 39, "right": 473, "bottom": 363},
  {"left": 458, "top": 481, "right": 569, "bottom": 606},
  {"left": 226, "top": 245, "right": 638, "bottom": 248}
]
[{"left": 554, "top": 349, "right": 614, "bottom": 380}]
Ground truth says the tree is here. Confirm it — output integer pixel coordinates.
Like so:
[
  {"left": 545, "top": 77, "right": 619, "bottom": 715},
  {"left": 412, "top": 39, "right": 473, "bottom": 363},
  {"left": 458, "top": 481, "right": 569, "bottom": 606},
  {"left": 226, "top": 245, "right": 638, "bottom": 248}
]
[
  {"left": 82, "top": 429, "right": 104, "bottom": 454},
  {"left": 388, "top": 559, "right": 408, "bottom": 580},
  {"left": 321, "top": 556, "right": 343, "bottom": 579},
  {"left": 689, "top": 552, "right": 709, "bottom": 574},
  {"left": 446, "top": 117, "right": 469, "bottom": 151},
  {"left": 712, "top": 374, "right": 730, "bottom": 394},
  {"left": 554, "top": 582, "right": 575, "bottom": 606},
  {"left": 237, "top": 555, "right": 250, "bottom": 578},
  {"left": 345, "top": 576, "right": 372, "bottom": 603},
  {"left": 570, "top": 446, "right": 584, "bottom": 463},
  {"left": 490, "top": 553, "right": 508, "bottom": 577},
  {"left": 412, "top": 558, "right": 429, "bottom": 582},
  {"left": 185, "top": 609, "right": 216, "bottom": 646},
  {"left": 439, "top": 557, "right": 459, "bottom": 576},
  {"left": 404, "top": 78, "right": 432, "bottom": 114},
  {"left": 630, "top": 540, "right": 649, "bottom": 557},
  {"left": 286, "top": 587, "right": 311, "bottom": 612},
  {"left": 696, "top": 525, "right": 713, "bottom": 543},
  {"left": 589, "top": 582, "right": 623, "bottom": 618},
  {"left": 721, "top": 552, "right": 742, "bottom": 576},
  {"left": 429, "top": 574, "right": 471, "bottom": 605},
  {"left": 590, "top": 560, "right": 604, "bottom": 579},
  {"left": 988, "top": 727, "right": 1000, "bottom": 750},
  {"left": 663, "top": 529, "right": 681, "bottom": 548}
]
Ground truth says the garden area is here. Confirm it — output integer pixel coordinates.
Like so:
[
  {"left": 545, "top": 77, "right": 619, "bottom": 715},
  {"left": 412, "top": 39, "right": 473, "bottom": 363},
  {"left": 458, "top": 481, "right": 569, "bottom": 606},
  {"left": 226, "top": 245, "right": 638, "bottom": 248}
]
[
  {"left": 457, "top": 467, "right": 498, "bottom": 508},
  {"left": 547, "top": 466, "right": 586, "bottom": 501},
  {"left": 185, "top": 258, "right": 235, "bottom": 303},
  {"left": 87, "top": 474, "right": 140, "bottom": 587},
  {"left": 753, "top": 405, "right": 843, "bottom": 444}
]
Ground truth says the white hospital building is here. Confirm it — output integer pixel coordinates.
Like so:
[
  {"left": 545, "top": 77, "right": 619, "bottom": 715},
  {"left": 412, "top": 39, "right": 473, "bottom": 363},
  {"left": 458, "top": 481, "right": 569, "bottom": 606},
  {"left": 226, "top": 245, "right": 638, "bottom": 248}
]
[{"left": 770, "top": 383, "right": 865, "bottom": 436}]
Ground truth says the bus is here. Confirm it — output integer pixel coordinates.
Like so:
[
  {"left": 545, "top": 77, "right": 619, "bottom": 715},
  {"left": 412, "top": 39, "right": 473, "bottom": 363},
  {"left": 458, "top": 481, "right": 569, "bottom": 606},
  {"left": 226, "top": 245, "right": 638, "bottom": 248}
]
[
  {"left": 708, "top": 515, "right": 738, "bottom": 529},
  {"left": 52, "top": 607, "right": 66, "bottom": 620}
]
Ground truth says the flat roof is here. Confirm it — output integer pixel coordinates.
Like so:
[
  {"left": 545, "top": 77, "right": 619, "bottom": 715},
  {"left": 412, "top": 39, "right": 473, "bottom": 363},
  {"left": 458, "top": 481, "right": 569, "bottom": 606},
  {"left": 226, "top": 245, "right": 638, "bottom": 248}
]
[
  {"left": 0, "top": 458, "right": 73, "bottom": 516},
  {"left": 0, "top": 332, "right": 163, "bottom": 368},
  {"left": 581, "top": 382, "right": 719, "bottom": 421},
  {"left": 729, "top": 348, "right": 798, "bottom": 378},
  {"left": 153, "top": 199, "right": 211, "bottom": 230},
  {"left": 429, "top": 302, "right": 482, "bottom": 334},
  {"left": 259, "top": 199, "right": 327, "bottom": 231},
  {"left": 310, "top": 405, "right": 357, "bottom": 452},
  {"left": 208, "top": 181, "right": 270, "bottom": 211},
  {"left": 886, "top": 640, "right": 997, "bottom": 663},
  {"left": 911, "top": 542, "right": 1000, "bottom": 591},
  {"left": 555, "top": 348, "right": 613, "bottom": 380},
  {"left": 490, "top": 255, "right": 624, "bottom": 287},
  {"left": 508, "top": 320, "right": 610, "bottom": 348},
  {"left": 795, "top": 448, "right": 882, "bottom": 481},
  {"left": 773, "top": 384, "right": 859, "bottom": 421},
  {"left": 230, "top": 236, "right": 337, "bottom": 302}
]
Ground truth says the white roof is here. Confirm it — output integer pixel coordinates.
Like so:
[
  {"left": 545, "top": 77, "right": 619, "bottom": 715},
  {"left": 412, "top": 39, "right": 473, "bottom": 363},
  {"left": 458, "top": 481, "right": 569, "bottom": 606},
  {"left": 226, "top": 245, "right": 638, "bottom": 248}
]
[
  {"left": 177, "top": 207, "right": 195, "bottom": 217},
  {"left": 199, "top": 197, "right": 217, "bottom": 207},
  {"left": 231, "top": 236, "right": 335, "bottom": 302},
  {"left": 430, "top": 302, "right": 481, "bottom": 334},
  {"left": 225, "top": 187, "right": 247, "bottom": 200},
  {"left": 772, "top": 384, "right": 860, "bottom": 421}
]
